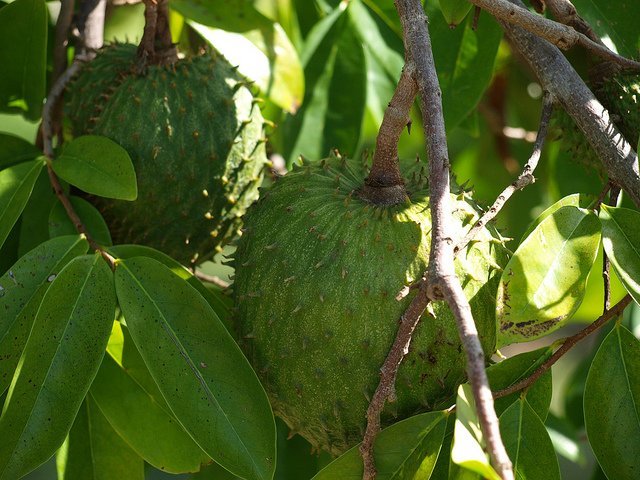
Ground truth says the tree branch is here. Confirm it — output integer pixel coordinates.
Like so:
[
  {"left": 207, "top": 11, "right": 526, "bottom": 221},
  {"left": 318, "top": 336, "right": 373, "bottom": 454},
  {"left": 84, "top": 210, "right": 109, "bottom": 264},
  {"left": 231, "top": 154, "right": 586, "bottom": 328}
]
[
  {"left": 455, "top": 91, "right": 554, "bottom": 254},
  {"left": 497, "top": 0, "right": 640, "bottom": 209},
  {"left": 544, "top": 0, "right": 603, "bottom": 44},
  {"left": 468, "top": 0, "right": 640, "bottom": 71},
  {"left": 77, "top": 0, "right": 107, "bottom": 55},
  {"left": 494, "top": 294, "right": 632, "bottom": 399}
]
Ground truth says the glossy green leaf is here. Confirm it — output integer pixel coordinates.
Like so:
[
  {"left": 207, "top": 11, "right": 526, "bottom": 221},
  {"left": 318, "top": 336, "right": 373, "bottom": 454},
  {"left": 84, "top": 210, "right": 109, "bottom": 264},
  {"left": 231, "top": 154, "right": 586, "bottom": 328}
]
[
  {"left": 53, "top": 135, "right": 137, "bottom": 201},
  {"left": 585, "top": 324, "right": 640, "bottom": 480},
  {"left": 90, "top": 322, "right": 210, "bottom": 473},
  {"left": 0, "top": 133, "right": 40, "bottom": 169},
  {"left": 545, "top": 412, "right": 587, "bottom": 464},
  {"left": 0, "top": 254, "right": 116, "bottom": 480},
  {"left": 437, "top": 0, "right": 473, "bottom": 27},
  {"left": 451, "top": 385, "right": 501, "bottom": 480},
  {"left": 189, "top": 20, "right": 303, "bottom": 113},
  {"left": 0, "top": 158, "right": 44, "bottom": 249},
  {"left": 487, "top": 347, "right": 553, "bottom": 421},
  {"left": 600, "top": 205, "right": 640, "bottom": 305},
  {"left": 0, "top": 0, "right": 47, "bottom": 120},
  {"left": 281, "top": 6, "right": 366, "bottom": 164},
  {"left": 56, "top": 398, "right": 144, "bottom": 480},
  {"left": 114, "top": 256, "right": 275, "bottom": 480},
  {"left": 313, "top": 411, "right": 448, "bottom": 479},
  {"left": 496, "top": 206, "right": 601, "bottom": 346},
  {"left": 49, "top": 196, "right": 112, "bottom": 246},
  {"left": 499, "top": 399, "right": 561, "bottom": 480},
  {"left": 18, "top": 167, "right": 57, "bottom": 255},
  {"left": 108, "top": 244, "right": 232, "bottom": 327},
  {"left": 0, "top": 235, "right": 88, "bottom": 395},
  {"left": 571, "top": 0, "right": 640, "bottom": 58},
  {"left": 519, "top": 193, "right": 595, "bottom": 241}
]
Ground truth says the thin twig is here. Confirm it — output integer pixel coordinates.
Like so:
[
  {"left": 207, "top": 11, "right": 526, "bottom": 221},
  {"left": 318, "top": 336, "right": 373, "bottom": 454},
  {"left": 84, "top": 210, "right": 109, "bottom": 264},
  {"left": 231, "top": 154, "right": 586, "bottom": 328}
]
[
  {"left": 494, "top": 295, "right": 632, "bottom": 399},
  {"left": 602, "top": 185, "right": 621, "bottom": 312},
  {"left": 53, "top": 0, "right": 75, "bottom": 83},
  {"left": 77, "top": 0, "right": 107, "bottom": 55},
  {"left": 455, "top": 92, "right": 554, "bottom": 254},
  {"left": 194, "top": 271, "right": 230, "bottom": 289},
  {"left": 544, "top": 0, "right": 603, "bottom": 44},
  {"left": 468, "top": 0, "right": 640, "bottom": 71}
]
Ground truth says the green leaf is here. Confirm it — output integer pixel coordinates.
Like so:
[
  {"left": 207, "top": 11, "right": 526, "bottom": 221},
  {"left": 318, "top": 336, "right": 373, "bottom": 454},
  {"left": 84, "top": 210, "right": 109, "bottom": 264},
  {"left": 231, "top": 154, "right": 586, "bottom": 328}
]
[
  {"left": 18, "top": 167, "right": 57, "bottom": 255},
  {"left": 499, "top": 398, "right": 561, "bottom": 480},
  {"left": 600, "top": 205, "right": 640, "bottom": 305},
  {"left": 0, "top": 158, "right": 44, "bottom": 250},
  {"left": 571, "top": 0, "right": 640, "bottom": 59},
  {"left": 450, "top": 385, "right": 501, "bottom": 480},
  {"left": 545, "top": 412, "right": 587, "bottom": 464},
  {"left": 487, "top": 347, "right": 553, "bottom": 420},
  {"left": 437, "top": 0, "right": 473, "bottom": 27},
  {"left": 0, "top": 0, "right": 47, "bottom": 120},
  {"left": 585, "top": 323, "right": 640, "bottom": 480},
  {"left": 496, "top": 206, "right": 601, "bottom": 346},
  {"left": 281, "top": 6, "right": 366, "bottom": 164},
  {"left": 108, "top": 244, "right": 232, "bottom": 328},
  {"left": 114, "top": 256, "right": 275, "bottom": 480},
  {"left": 0, "top": 235, "right": 88, "bottom": 395},
  {"left": 90, "top": 322, "right": 210, "bottom": 473},
  {"left": 56, "top": 398, "right": 144, "bottom": 480},
  {"left": 0, "top": 133, "right": 40, "bottom": 169},
  {"left": 519, "top": 193, "right": 595, "bottom": 241},
  {"left": 0, "top": 254, "right": 116, "bottom": 480},
  {"left": 53, "top": 135, "right": 137, "bottom": 201},
  {"left": 49, "top": 195, "right": 112, "bottom": 246},
  {"left": 189, "top": 20, "right": 304, "bottom": 113},
  {"left": 313, "top": 411, "right": 448, "bottom": 479}
]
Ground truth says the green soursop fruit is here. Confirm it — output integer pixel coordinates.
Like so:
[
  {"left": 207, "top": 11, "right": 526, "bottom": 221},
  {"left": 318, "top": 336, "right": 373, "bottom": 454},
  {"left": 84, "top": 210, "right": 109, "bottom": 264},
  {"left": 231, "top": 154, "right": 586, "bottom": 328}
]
[
  {"left": 64, "top": 44, "right": 268, "bottom": 264},
  {"left": 554, "top": 72, "right": 640, "bottom": 176},
  {"left": 234, "top": 154, "right": 509, "bottom": 455}
]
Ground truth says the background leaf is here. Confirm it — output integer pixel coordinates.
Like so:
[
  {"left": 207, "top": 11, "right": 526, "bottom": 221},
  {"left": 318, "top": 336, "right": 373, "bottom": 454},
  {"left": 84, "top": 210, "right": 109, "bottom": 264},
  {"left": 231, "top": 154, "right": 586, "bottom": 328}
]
[
  {"left": 48, "top": 195, "right": 112, "bottom": 246},
  {"left": 0, "top": 254, "right": 116, "bottom": 480},
  {"left": 90, "top": 322, "right": 210, "bottom": 473},
  {"left": 584, "top": 323, "right": 640, "bottom": 480},
  {"left": 0, "top": 0, "right": 47, "bottom": 120},
  {"left": 56, "top": 398, "right": 144, "bottom": 480},
  {"left": 0, "top": 132, "right": 40, "bottom": 169},
  {"left": 0, "top": 158, "right": 44, "bottom": 249},
  {"left": 496, "top": 206, "right": 601, "bottom": 346},
  {"left": 115, "top": 256, "right": 275, "bottom": 480},
  {"left": 0, "top": 235, "right": 88, "bottom": 395},
  {"left": 600, "top": 205, "right": 640, "bottom": 305},
  {"left": 313, "top": 411, "right": 448, "bottom": 480},
  {"left": 53, "top": 135, "right": 137, "bottom": 201}
]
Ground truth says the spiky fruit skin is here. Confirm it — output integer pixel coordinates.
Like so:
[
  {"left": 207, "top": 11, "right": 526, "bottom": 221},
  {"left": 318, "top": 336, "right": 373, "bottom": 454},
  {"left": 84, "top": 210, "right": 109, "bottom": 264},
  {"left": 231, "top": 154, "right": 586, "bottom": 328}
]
[
  {"left": 554, "top": 73, "right": 640, "bottom": 176},
  {"left": 65, "top": 44, "right": 268, "bottom": 264},
  {"left": 234, "top": 155, "right": 509, "bottom": 455}
]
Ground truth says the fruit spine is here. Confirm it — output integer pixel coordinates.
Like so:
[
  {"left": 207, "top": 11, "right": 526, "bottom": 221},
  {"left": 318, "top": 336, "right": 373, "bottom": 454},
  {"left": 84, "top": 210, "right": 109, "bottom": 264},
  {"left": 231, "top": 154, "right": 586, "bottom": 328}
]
[
  {"left": 65, "top": 44, "right": 269, "bottom": 264},
  {"left": 234, "top": 154, "right": 509, "bottom": 455}
]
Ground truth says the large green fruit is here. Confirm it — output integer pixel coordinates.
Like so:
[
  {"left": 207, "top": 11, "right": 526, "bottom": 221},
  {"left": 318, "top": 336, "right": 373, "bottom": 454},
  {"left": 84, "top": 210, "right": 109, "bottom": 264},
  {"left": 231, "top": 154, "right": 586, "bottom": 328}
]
[
  {"left": 65, "top": 44, "right": 268, "bottom": 264},
  {"left": 234, "top": 154, "right": 509, "bottom": 455}
]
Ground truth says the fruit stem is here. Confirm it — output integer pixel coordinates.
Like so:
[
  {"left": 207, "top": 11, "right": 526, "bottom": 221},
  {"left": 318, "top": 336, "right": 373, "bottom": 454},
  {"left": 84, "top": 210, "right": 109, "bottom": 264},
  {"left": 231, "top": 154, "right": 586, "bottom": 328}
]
[
  {"left": 138, "top": 0, "right": 178, "bottom": 67},
  {"left": 360, "top": 64, "right": 417, "bottom": 206}
]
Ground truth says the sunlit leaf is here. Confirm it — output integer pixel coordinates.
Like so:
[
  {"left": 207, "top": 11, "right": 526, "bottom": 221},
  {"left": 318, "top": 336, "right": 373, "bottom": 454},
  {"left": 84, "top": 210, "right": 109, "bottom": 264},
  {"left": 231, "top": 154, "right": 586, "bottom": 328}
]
[
  {"left": 0, "top": 254, "right": 116, "bottom": 479},
  {"left": 496, "top": 206, "right": 601, "bottom": 346},
  {"left": 519, "top": 193, "right": 595, "bottom": 241},
  {"left": 600, "top": 205, "right": 640, "bottom": 305},
  {"left": 0, "top": 235, "right": 89, "bottom": 395},
  {"left": 53, "top": 135, "right": 137, "bottom": 201},
  {"left": 313, "top": 411, "right": 448, "bottom": 479},
  {"left": 115, "top": 256, "right": 275, "bottom": 480},
  {"left": 585, "top": 323, "right": 640, "bottom": 480}
]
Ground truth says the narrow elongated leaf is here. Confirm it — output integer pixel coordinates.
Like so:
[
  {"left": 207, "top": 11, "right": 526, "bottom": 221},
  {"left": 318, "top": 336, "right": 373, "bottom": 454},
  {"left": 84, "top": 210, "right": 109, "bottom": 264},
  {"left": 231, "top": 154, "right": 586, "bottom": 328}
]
[
  {"left": 496, "top": 206, "right": 601, "bottom": 346},
  {"left": 313, "top": 411, "right": 448, "bottom": 480},
  {"left": 0, "top": 133, "right": 40, "bottom": 169},
  {"left": 0, "top": 235, "right": 89, "bottom": 395},
  {"left": 0, "top": 0, "right": 47, "bottom": 120},
  {"left": 451, "top": 385, "right": 501, "bottom": 480},
  {"left": 53, "top": 136, "right": 137, "bottom": 201},
  {"left": 487, "top": 347, "right": 553, "bottom": 420},
  {"left": 0, "top": 158, "right": 44, "bottom": 249},
  {"left": 499, "top": 399, "right": 561, "bottom": 480},
  {"left": 56, "top": 398, "right": 144, "bottom": 480},
  {"left": 585, "top": 324, "right": 640, "bottom": 480},
  {"left": 600, "top": 205, "right": 640, "bottom": 305},
  {"left": 49, "top": 196, "right": 112, "bottom": 246},
  {"left": 91, "top": 322, "right": 210, "bottom": 473},
  {"left": 18, "top": 167, "right": 57, "bottom": 255},
  {"left": 115, "top": 257, "right": 275, "bottom": 480},
  {"left": 0, "top": 254, "right": 116, "bottom": 480}
]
